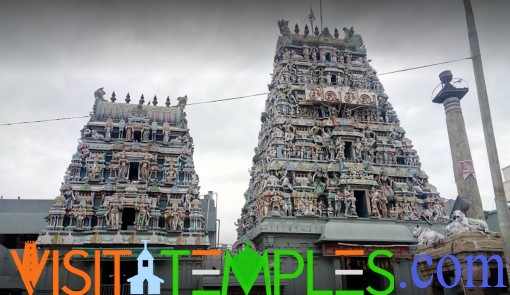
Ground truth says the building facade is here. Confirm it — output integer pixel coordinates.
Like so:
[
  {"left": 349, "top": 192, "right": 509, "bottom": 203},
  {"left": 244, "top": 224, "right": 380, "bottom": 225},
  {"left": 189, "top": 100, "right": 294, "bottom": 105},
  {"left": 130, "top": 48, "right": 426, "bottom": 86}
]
[
  {"left": 235, "top": 20, "right": 449, "bottom": 294},
  {"left": 0, "top": 198, "right": 53, "bottom": 295}
]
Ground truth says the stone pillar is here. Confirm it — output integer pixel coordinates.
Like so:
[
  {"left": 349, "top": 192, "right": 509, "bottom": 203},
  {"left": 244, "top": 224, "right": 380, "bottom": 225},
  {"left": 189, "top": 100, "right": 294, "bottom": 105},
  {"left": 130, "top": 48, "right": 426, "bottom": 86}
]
[
  {"left": 442, "top": 96, "right": 484, "bottom": 219},
  {"left": 433, "top": 70, "right": 484, "bottom": 220}
]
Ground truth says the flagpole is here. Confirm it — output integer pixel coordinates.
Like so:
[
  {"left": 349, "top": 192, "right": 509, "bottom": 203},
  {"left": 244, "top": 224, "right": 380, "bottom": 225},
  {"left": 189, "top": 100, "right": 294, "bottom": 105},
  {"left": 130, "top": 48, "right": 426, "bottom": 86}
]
[
  {"left": 319, "top": 0, "right": 323, "bottom": 31},
  {"left": 308, "top": 6, "right": 315, "bottom": 32}
]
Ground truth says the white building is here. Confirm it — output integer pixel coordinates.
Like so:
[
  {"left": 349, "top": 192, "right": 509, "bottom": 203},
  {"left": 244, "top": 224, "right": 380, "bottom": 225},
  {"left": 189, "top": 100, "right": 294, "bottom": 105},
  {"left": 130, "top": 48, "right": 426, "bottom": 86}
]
[{"left": 503, "top": 165, "right": 510, "bottom": 202}]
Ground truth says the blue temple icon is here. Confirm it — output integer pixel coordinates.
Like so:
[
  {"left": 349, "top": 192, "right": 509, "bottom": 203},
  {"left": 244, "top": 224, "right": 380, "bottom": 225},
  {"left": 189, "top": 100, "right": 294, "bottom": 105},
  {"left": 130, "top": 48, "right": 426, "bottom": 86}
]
[{"left": 127, "top": 240, "right": 164, "bottom": 294}]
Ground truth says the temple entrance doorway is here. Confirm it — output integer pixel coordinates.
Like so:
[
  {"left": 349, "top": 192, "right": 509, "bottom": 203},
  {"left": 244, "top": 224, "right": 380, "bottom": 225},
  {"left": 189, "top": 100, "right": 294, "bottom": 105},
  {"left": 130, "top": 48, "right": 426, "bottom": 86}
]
[
  {"left": 341, "top": 256, "right": 390, "bottom": 292},
  {"left": 100, "top": 260, "right": 136, "bottom": 294}
]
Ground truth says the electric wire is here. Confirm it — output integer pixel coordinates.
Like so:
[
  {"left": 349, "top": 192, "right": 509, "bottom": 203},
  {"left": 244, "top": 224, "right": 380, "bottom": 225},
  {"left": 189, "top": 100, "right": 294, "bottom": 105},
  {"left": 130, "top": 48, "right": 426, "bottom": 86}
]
[
  {"left": 378, "top": 56, "right": 472, "bottom": 76},
  {"left": 0, "top": 115, "right": 91, "bottom": 126},
  {"left": 0, "top": 56, "right": 473, "bottom": 126},
  {"left": 187, "top": 92, "right": 268, "bottom": 106}
]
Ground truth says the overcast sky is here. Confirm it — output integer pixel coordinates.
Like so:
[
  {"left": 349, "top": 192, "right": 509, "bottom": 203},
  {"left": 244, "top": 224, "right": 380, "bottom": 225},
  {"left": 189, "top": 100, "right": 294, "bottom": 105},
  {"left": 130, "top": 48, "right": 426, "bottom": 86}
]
[{"left": 1, "top": 0, "right": 509, "bottom": 245}]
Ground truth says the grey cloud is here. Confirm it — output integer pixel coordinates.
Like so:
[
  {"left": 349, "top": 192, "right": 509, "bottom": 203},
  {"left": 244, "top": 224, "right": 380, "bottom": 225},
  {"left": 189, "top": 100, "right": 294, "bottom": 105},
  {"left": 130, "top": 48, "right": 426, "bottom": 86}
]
[{"left": 1, "top": 0, "right": 509, "bottom": 244}]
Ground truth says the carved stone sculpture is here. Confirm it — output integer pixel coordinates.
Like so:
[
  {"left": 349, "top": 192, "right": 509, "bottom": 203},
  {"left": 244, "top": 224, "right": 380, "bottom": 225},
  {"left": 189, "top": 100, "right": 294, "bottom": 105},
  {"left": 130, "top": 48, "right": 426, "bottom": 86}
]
[
  {"left": 334, "top": 191, "right": 343, "bottom": 217},
  {"left": 135, "top": 196, "right": 150, "bottom": 230},
  {"left": 94, "top": 87, "right": 106, "bottom": 101},
  {"left": 74, "top": 208, "right": 86, "bottom": 230},
  {"left": 413, "top": 225, "right": 444, "bottom": 245},
  {"left": 61, "top": 182, "right": 75, "bottom": 209},
  {"left": 88, "top": 154, "right": 101, "bottom": 180},
  {"left": 370, "top": 187, "right": 381, "bottom": 218},
  {"left": 445, "top": 210, "right": 488, "bottom": 237},
  {"left": 106, "top": 194, "right": 123, "bottom": 230},
  {"left": 313, "top": 168, "right": 327, "bottom": 197},
  {"left": 344, "top": 186, "right": 357, "bottom": 217},
  {"left": 140, "top": 161, "right": 149, "bottom": 182}
]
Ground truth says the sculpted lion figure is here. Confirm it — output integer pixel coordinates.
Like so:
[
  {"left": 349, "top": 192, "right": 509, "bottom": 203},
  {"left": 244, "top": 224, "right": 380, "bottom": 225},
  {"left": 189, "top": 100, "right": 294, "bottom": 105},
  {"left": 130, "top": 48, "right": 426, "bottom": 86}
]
[
  {"left": 342, "top": 26, "right": 365, "bottom": 53},
  {"left": 94, "top": 87, "right": 106, "bottom": 101},
  {"left": 278, "top": 19, "right": 291, "bottom": 36}
]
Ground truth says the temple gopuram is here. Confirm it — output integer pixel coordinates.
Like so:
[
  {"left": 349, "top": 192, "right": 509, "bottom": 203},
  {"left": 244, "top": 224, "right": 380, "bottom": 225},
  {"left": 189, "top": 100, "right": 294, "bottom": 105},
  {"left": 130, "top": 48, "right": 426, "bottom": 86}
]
[
  {"left": 234, "top": 20, "right": 448, "bottom": 293},
  {"left": 38, "top": 89, "right": 208, "bottom": 245},
  {"left": 33, "top": 90, "right": 217, "bottom": 293}
]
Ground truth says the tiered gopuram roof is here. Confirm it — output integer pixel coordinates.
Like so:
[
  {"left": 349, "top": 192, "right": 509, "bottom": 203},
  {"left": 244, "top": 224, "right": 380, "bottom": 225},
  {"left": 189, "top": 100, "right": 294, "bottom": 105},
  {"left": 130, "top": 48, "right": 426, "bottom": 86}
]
[
  {"left": 236, "top": 20, "right": 447, "bottom": 237},
  {"left": 38, "top": 89, "right": 208, "bottom": 247}
]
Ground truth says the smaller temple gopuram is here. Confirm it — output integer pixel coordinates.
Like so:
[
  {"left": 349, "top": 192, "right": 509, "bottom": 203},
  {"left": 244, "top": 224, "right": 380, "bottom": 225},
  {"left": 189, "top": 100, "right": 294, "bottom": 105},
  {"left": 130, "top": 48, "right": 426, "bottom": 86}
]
[{"left": 37, "top": 88, "right": 210, "bottom": 247}]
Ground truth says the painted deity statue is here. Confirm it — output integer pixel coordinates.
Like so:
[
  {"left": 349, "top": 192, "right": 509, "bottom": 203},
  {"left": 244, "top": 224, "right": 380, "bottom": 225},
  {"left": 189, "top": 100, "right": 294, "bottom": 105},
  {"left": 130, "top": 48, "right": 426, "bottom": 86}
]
[
  {"left": 369, "top": 187, "right": 381, "bottom": 218},
  {"left": 78, "top": 140, "right": 90, "bottom": 162},
  {"left": 166, "top": 167, "right": 176, "bottom": 183},
  {"left": 184, "top": 189, "right": 194, "bottom": 210},
  {"left": 88, "top": 154, "right": 101, "bottom": 180},
  {"left": 118, "top": 118, "right": 125, "bottom": 138},
  {"left": 140, "top": 162, "right": 149, "bottom": 181},
  {"left": 379, "top": 171, "right": 395, "bottom": 200},
  {"left": 313, "top": 168, "right": 327, "bottom": 197},
  {"left": 379, "top": 191, "right": 389, "bottom": 218},
  {"left": 142, "top": 127, "right": 150, "bottom": 142},
  {"left": 162, "top": 121, "right": 171, "bottom": 144},
  {"left": 171, "top": 210, "right": 183, "bottom": 231},
  {"left": 106, "top": 194, "right": 123, "bottom": 230},
  {"left": 270, "top": 193, "right": 283, "bottom": 214},
  {"left": 335, "top": 137, "right": 345, "bottom": 159},
  {"left": 334, "top": 190, "right": 343, "bottom": 217},
  {"left": 283, "top": 197, "right": 293, "bottom": 216},
  {"left": 118, "top": 151, "right": 129, "bottom": 180},
  {"left": 135, "top": 196, "right": 150, "bottom": 230},
  {"left": 74, "top": 208, "right": 86, "bottom": 230},
  {"left": 104, "top": 117, "right": 114, "bottom": 141},
  {"left": 164, "top": 203, "right": 183, "bottom": 231},
  {"left": 310, "top": 121, "right": 324, "bottom": 144},
  {"left": 344, "top": 186, "right": 357, "bottom": 217},
  {"left": 62, "top": 182, "right": 75, "bottom": 209},
  {"left": 282, "top": 120, "right": 295, "bottom": 142},
  {"left": 125, "top": 125, "right": 133, "bottom": 141},
  {"left": 353, "top": 138, "right": 363, "bottom": 160},
  {"left": 280, "top": 171, "right": 293, "bottom": 191}
]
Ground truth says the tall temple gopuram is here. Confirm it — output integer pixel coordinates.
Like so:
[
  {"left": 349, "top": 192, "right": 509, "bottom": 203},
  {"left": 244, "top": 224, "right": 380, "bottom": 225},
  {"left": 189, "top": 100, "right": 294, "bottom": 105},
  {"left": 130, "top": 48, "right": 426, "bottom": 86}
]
[{"left": 234, "top": 20, "right": 448, "bottom": 293}]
